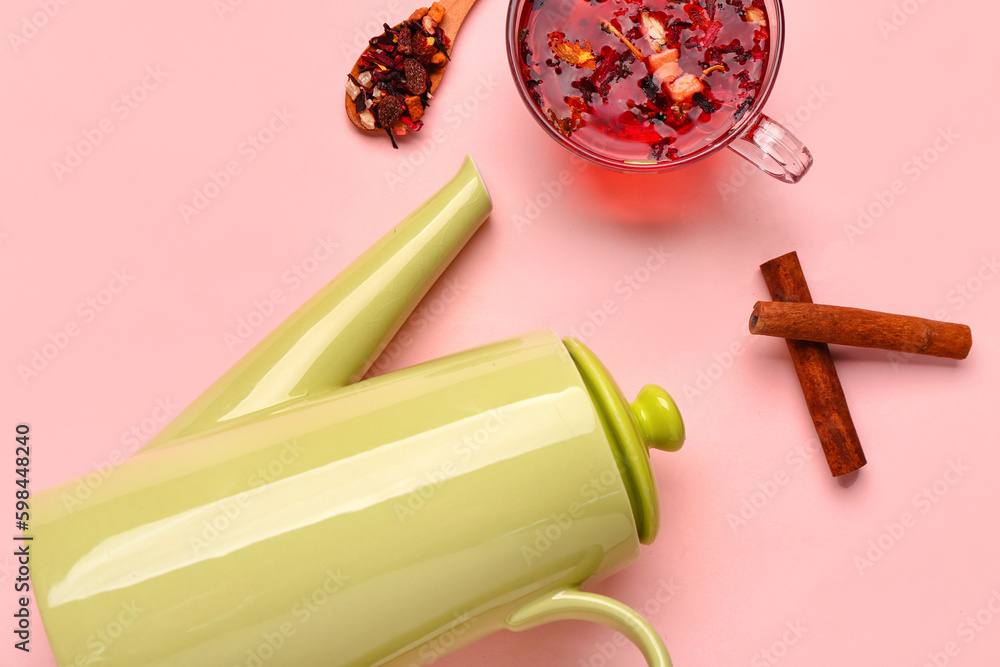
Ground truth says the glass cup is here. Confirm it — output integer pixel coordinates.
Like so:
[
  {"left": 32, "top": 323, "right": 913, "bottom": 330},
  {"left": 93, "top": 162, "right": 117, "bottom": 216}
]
[{"left": 506, "top": 0, "right": 813, "bottom": 183}]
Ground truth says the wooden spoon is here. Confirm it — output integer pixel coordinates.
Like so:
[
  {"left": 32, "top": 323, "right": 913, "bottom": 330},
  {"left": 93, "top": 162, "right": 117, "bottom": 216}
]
[{"left": 345, "top": 0, "right": 479, "bottom": 133}]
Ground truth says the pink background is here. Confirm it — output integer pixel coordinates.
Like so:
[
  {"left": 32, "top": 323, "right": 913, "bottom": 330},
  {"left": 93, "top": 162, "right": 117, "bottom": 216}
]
[{"left": 2, "top": 0, "right": 999, "bottom": 665}]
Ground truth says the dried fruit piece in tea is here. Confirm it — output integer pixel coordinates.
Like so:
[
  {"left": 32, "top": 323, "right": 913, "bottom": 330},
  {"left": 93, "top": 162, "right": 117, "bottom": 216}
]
[
  {"left": 376, "top": 95, "right": 404, "bottom": 129},
  {"left": 404, "top": 58, "right": 429, "bottom": 95}
]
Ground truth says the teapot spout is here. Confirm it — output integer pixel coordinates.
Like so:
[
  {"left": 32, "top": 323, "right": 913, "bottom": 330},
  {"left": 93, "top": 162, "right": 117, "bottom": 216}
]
[{"left": 143, "top": 155, "right": 492, "bottom": 451}]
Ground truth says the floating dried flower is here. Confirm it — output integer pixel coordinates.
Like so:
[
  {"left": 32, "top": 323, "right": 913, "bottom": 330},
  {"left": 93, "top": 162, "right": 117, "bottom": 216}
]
[
  {"left": 641, "top": 12, "right": 668, "bottom": 52},
  {"left": 746, "top": 7, "right": 767, "bottom": 26},
  {"left": 548, "top": 32, "right": 597, "bottom": 70}
]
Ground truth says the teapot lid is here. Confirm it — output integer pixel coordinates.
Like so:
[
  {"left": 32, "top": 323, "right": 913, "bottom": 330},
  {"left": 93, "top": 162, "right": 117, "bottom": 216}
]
[{"left": 563, "top": 338, "right": 684, "bottom": 545}]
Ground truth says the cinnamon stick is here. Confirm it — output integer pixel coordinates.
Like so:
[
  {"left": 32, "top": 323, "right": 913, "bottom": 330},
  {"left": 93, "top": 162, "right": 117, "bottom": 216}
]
[
  {"left": 759, "top": 252, "right": 866, "bottom": 477},
  {"left": 750, "top": 302, "right": 973, "bottom": 360}
]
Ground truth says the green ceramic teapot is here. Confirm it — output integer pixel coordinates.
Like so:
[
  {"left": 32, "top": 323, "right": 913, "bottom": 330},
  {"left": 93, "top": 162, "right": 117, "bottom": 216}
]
[{"left": 31, "top": 157, "right": 685, "bottom": 667}]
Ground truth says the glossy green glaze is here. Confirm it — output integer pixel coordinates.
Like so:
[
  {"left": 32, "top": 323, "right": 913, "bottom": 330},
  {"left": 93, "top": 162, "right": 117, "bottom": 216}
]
[
  {"left": 143, "top": 155, "right": 493, "bottom": 452},
  {"left": 33, "top": 331, "right": 675, "bottom": 666},
  {"left": 31, "top": 156, "right": 683, "bottom": 667},
  {"left": 564, "top": 339, "right": 685, "bottom": 545}
]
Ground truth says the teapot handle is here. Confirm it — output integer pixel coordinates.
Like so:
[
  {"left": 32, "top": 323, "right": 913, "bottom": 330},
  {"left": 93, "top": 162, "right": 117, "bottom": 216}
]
[{"left": 507, "top": 586, "right": 673, "bottom": 667}]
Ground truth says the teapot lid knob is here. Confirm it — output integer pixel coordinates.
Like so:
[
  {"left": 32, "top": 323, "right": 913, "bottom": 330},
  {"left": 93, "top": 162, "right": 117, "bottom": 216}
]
[{"left": 630, "top": 385, "right": 685, "bottom": 453}]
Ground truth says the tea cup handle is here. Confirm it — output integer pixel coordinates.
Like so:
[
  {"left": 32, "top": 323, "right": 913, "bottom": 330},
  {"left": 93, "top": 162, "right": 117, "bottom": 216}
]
[
  {"left": 727, "top": 113, "right": 813, "bottom": 184},
  {"left": 506, "top": 586, "right": 673, "bottom": 667}
]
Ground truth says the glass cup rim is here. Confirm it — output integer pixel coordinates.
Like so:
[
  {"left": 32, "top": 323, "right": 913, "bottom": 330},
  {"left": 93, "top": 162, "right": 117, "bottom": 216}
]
[{"left": 504, "top": 0, "right": 787, "bottom": 172}]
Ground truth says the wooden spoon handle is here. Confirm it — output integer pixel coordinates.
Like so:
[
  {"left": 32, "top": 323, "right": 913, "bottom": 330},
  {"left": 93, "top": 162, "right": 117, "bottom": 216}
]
[{"left": 440, "top": 0, "right": 478, "bottom": 44}]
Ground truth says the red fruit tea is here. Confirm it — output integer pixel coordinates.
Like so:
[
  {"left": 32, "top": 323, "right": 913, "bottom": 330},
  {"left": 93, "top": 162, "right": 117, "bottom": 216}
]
[{"left": 514, "top": 0, "right": 771, "bottom": 164}]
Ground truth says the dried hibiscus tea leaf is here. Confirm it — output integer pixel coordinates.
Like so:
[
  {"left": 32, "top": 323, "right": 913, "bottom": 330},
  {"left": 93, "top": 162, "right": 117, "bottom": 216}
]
[
  {"left": 692, "top": 91, "right": 715, "bottom": 114},
  {"left": 684, "top": 3, "right": 709, "bottom": 27}
]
